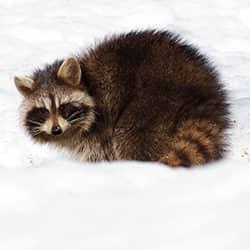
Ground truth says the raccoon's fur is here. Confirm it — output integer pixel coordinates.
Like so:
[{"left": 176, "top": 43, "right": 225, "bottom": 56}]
[{"left": 14, "top": 30, "right": 230, "bottom": 167}]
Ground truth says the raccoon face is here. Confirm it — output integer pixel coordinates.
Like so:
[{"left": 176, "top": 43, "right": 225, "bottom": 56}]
[{"left": 14, "top": 57, "right": 95, "bottom": 142}]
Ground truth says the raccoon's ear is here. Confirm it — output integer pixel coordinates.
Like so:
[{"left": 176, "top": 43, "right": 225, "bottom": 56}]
[
  {"left": 57, "top": 57, "right": 81, "bottom": 86},
  {"left": 14, "top": 76, "right": 36, "bottom": 96}
]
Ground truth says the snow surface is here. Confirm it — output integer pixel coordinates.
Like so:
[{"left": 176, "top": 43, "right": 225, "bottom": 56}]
[{"left": 0, "top": 0, "right": 250, "bottom": 249}]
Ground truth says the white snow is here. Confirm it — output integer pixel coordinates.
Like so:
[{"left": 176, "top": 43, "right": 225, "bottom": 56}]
[{"left": 0, "top": 0, "right": 250, "bottom": 249}]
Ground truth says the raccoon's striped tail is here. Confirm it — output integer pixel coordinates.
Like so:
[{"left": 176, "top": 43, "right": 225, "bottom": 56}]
[{"left": 160, "top": 119, "right": 227, "bottom": 167}]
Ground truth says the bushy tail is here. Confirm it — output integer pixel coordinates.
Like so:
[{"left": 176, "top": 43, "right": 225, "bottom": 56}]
[{"left": 160, "top": 119, "right": 227, "bottom": 167}]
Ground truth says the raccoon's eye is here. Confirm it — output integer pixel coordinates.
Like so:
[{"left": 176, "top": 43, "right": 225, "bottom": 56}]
[
  {"left": 26, "top": 107, "right": 49, "bottom": 127},
  {"left": 59, "top": 104, "right": 66, "bottom": 112},
  {"left": 59, "top": 103, "right": 86, "bottom": 120},
  {"left": 39, "top": 107, "right": 48, "bottom": 114}
]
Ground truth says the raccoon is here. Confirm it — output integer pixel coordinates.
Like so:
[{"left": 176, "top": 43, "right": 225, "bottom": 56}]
[{"left": 14, "top": 30, "right": 230, "bottom": 167}]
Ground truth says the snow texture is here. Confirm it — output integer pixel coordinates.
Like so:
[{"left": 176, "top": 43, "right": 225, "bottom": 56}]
[{"left": 0, "top": 0, "right": 250, "bottom": 249}]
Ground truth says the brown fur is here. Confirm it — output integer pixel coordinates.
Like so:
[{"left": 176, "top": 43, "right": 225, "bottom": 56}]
[{"left": 15, "top": 30, "right": 230, "bottom": 167}]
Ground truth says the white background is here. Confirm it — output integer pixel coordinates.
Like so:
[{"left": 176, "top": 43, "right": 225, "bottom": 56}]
[{"left": 0, "top": 0, "right": 250, "bottom": 249}]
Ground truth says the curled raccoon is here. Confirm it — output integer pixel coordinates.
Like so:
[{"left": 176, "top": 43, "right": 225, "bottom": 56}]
[{"left": 14, "top": 30, "right": 230, "bottom": 167}]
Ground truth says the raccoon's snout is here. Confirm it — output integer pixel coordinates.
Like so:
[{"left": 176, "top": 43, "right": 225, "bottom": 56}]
[
  {"left": 51, "top": 125, "right": 62, "bottom": 136},
  {"left": 39, "top": 116, "right": 68, "bottom": 136}
]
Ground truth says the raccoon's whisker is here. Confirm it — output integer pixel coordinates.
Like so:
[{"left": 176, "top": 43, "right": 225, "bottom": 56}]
[
  {"left": 31, "top": 127, "right": 41, "bottom": 132},
  {"left": 67, "top": 110, "right": 82, "bottom": 121},
  {"left": 31, "top": 128, "right": 40, "bottom": 131},
  {"left": 69, "top": 117, "right": 85, "bottom": 123},
  {"left": 27, "top": 119, "right": 43, "bottom": 126},
  {"left": 69, "top": 117, "right": 85, "bottom": 124},
  {"left": 31, "top": 127, "right": 40, "bottom": 132},
  {"left": 33, "top": 133, "right": 42, "bottom": 137},
  {"left": 31, "top": 127, "right": 43, "bottom": 136},
  {"left": 32, "top": 130, "right": 43, "bottom": 136}
]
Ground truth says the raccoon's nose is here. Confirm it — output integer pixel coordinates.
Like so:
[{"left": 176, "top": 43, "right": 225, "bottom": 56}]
[{"left": 51, "top": 125, "right": 62, "bottom": 135}]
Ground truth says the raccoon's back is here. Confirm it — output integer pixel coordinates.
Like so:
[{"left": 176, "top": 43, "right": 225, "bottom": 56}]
[
  {"left": 83, "top": 30, "right": 217, "bottom": 87},
  {"left": 82, "top": 29, "right": 229, "bottom": 124}
]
